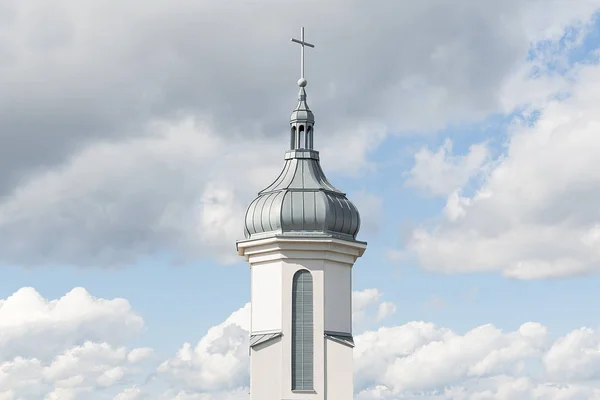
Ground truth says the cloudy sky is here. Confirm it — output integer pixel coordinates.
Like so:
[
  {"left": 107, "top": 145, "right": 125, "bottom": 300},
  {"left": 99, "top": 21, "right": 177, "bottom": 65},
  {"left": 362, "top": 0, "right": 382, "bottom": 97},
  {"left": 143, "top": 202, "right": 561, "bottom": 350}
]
[{"left": 2, "top": 0, "right": 600, "bottom": 399}]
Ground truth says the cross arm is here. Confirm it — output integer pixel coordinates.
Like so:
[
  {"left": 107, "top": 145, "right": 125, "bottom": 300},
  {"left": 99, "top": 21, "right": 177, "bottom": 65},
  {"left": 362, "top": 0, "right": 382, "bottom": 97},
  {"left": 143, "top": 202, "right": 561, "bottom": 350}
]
[{"left": 291, "top": 38, "right": 315, "bottom": 48}]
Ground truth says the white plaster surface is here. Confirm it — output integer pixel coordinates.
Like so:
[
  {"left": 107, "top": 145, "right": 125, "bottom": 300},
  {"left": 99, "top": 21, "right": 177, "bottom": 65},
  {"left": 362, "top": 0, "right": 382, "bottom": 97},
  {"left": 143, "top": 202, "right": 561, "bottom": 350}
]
[
  {"left": 250, "top": 336, "right": 283, "bottom": 399},
  {"left": 251, "top": 261, "right": 282, "bottom": 333},
  {"left": 324, "top": 261, "right": 352, "bottom": 334},
  {"left": 239, "top": 237, "right": 366, "bottom": 400},
  {"left": 325, "top": 338, "right": 354, "bottom": 399}
]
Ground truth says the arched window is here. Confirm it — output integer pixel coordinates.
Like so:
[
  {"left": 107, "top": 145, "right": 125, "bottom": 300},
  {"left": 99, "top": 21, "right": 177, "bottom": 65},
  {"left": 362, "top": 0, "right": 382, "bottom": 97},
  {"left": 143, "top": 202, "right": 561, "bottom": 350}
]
[
  {"left": 291, "top": 126, "right": 297, "bottom": 150},
  {"left": 307, "top": 126, "right": 313, "bottom": 149},
  {"left": 292, "top": 269, "right": 313, "bottom": 390},
  {"left": 298, "top": 125, "right": 305, "bottom": 149}
]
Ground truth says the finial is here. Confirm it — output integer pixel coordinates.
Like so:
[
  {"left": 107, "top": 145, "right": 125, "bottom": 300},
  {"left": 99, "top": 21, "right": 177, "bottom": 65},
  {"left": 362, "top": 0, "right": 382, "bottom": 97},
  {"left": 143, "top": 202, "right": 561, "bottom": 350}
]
[{"left": 291, "top": 27, "right": 314, "bottom": 85}]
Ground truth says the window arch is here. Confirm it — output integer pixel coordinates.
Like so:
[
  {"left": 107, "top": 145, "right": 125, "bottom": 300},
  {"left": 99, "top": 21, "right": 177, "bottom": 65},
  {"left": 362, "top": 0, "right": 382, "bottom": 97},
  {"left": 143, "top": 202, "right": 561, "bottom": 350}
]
[
  {"left": 290, "top": 126, "right": 297, "bottom": 150},
  {"left": 292, "top": 269, "right": 313, "bottom": 390},
  {"left": 306, "top": 126, "right": 313, "bottom": 149},
  {"left": 298, "top": 125, "right": 305, "bottom": 149}
]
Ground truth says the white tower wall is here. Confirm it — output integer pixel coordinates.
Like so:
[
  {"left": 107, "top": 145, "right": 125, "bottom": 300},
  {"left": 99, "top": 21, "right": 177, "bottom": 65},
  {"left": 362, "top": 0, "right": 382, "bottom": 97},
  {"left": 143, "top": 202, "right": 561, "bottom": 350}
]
[
  {"left": 251, "top": 261, "right": 283, "bottom": 333},
  {"left": 323, "top": 262, "right": 352, "bottom": 334},
  {"left": 238, "top": 27, "right": 366, "bottom": 399},
  {"left": 325, "top": 338, "right": 354, "bottom": 398},
  {"left": 238, "top": 237, "right": 366, "bottom": 400}
]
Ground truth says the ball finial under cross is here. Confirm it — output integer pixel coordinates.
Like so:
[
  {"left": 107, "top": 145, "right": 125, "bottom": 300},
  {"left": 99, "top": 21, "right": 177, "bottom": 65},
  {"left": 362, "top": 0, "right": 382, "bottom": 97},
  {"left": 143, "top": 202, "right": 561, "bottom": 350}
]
[{"left": 298, "top": 78, "right": 307, "bottom": 87}]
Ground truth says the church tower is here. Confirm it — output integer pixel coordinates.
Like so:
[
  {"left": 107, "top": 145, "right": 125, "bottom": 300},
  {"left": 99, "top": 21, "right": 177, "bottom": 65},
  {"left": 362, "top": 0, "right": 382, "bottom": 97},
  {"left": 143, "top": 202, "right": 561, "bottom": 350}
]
[{"left": 236, "top": 27, "right": 367, "bottom": 400}]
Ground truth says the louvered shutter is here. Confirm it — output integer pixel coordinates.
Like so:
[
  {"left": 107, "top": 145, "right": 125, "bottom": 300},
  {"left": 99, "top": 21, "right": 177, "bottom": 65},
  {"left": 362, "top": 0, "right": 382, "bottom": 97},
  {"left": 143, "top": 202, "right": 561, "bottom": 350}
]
[{"left": 292, "top": 270, "right": 314, "bottom": 390}]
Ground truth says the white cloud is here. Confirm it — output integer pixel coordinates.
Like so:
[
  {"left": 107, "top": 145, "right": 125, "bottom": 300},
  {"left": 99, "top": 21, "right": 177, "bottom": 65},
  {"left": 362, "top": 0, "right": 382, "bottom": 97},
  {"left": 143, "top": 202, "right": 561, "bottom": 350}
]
[
  {"left": 353, "top": 288, "right": 397, "bottom": 327},
  {"left": 0, "top": 0, "right": 597, "bottom": 268},
  {"left": 376, "top": 302, "right": 397, "bottom": 322},
  {"left": 114, "top": 387, "right": 146, "bottom": 400},
  {"left": 0, "top": 392, "right": 14, "bottom": 400},
  {"left": 45, "top": 388, "right": 80, "bottom": 400},
  {"left": 163, "top": 389, "right": 249, "bottom": 400},
  {"left": 354, "top": 321, "right": 600, "bottom": 399},
  {"left": 544, "top": 328, "right": 600, "bottom": 381},
  {"left": 127, "top": 348, "right": 154, "bottom": 364},
  {"left": 408, "top": 61, "right": 600, "bottom": 279},
  {"left": 0, "top": 288, "right": 150, "bottom": 399},
  {"left": 405, "top": 139, "right": 490, "bottom": 197},
  {"left": 157, "top": 301, "right": 600, "bottom": 399},
  {"left": 44, "top": 342, "right": 131, "bottom": 389},
  {"left": 353, "top": 289, "right": 382, "bottom": 316},
  {"left": 0, "top": 112, "right": 381, "bottom": 267},
  {"left": 4, "top": 287, "right": 600, "bottom": 399},
  {"left": 157, "top": 290, "right": 398, "bottom": 395},
  {"left": 521, "top": 0, "right": 600, "bottom": 42},
  {"left": 157, "top": 304, "right": 250, "bottom": 392},
  {"left": 0, "top": 287, "right": 143, "bottom": 360}
]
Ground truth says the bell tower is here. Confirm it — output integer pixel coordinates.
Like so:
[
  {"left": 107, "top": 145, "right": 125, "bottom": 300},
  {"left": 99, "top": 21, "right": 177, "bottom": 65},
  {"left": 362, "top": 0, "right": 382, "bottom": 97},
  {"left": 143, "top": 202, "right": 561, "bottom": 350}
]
[{"left": 236, "top": 27, "right": 367, "bottom": 400}]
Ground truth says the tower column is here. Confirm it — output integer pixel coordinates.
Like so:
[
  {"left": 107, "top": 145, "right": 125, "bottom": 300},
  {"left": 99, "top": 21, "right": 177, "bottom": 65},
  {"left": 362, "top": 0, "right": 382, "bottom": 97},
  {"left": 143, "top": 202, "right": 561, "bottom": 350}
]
[
  {"left": 237, "top": 237, "right": 366, "bottom": 400},
  {"left": 237, "top": 27, "right": 367, "bottom": 400}
]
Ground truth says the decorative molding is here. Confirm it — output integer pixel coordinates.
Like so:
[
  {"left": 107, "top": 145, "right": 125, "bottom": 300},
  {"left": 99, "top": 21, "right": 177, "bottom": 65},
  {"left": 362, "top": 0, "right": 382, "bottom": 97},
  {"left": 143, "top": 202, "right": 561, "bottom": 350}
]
[
  {"left": 237, "top": 235, "right": 367, "bottom": 262},
  {"left": 324, "top": 331, "right": 354, "bottom": 348},
  {"left": 249, "top": 332, "right": 283, "bottom": 349},
  {"left": 251, "top": 328, "right": 282, "bottom": 335}
]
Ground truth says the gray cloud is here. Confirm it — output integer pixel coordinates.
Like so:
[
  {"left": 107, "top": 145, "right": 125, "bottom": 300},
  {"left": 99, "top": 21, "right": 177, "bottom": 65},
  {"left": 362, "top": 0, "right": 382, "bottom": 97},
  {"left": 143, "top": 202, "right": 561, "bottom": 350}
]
[{"left": 0, "top": 0, "right": 596, "bottom": 267}]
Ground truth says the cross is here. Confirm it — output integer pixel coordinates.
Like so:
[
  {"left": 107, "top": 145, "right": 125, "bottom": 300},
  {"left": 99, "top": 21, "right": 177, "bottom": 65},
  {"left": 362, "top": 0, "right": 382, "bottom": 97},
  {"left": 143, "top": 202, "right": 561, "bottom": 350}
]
[{"left": 291, "top": 27, "right": 314, "bottom": 80}]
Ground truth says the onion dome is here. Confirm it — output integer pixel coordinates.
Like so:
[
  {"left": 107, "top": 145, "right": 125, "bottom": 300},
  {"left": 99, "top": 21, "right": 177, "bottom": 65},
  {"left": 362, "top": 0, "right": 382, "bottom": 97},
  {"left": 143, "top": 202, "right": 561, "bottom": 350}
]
[{"left": 243, "top": 80, "right": 361, "bottom": 240}]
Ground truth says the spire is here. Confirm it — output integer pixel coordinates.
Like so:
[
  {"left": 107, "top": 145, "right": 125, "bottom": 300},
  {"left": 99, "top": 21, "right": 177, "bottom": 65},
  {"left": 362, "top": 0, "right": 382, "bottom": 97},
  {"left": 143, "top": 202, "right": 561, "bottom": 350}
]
[
  {"left": 290, "top": 27, "right": 315, "bottom": 150},
  {"left": 240, "top": 27, "right": 363, "bottom": 242}
]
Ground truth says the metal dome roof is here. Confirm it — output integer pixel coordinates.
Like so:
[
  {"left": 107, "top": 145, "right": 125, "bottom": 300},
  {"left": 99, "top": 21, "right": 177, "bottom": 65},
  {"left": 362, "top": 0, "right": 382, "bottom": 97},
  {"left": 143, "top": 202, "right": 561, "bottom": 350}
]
[
  {"left": 243, "top": 149, "right": 361, "bottom": 240},
  {"left": 241, "top": 33, "right": 361, "bottom": 242}
]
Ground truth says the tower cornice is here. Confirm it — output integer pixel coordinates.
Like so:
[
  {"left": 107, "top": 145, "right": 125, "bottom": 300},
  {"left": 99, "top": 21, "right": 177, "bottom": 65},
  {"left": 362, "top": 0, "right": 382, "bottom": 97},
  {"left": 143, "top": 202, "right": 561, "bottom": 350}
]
[{"left": 237, "top": 235, "right": 367, "bottom": 262}]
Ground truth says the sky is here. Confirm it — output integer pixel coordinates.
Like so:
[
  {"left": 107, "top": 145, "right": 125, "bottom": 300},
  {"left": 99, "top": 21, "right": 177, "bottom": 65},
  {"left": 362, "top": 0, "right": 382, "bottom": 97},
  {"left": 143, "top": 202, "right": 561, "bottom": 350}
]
[{"left": 2, "top": 0, "right": 600, "bottom": 399}]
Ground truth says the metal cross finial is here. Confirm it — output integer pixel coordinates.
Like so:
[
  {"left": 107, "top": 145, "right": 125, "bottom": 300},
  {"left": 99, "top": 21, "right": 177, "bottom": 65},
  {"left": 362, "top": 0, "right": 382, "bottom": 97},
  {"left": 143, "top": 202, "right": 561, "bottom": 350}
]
[{"left": 291, "top": 27, "right": 314, "bottom": 82}]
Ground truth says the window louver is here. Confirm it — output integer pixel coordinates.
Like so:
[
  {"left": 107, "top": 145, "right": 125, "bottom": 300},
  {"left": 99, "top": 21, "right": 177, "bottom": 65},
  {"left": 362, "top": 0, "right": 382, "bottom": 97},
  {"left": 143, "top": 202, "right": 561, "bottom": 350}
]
[{"left": 291, "top": 269, "right": 314, "bottom": 390}]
